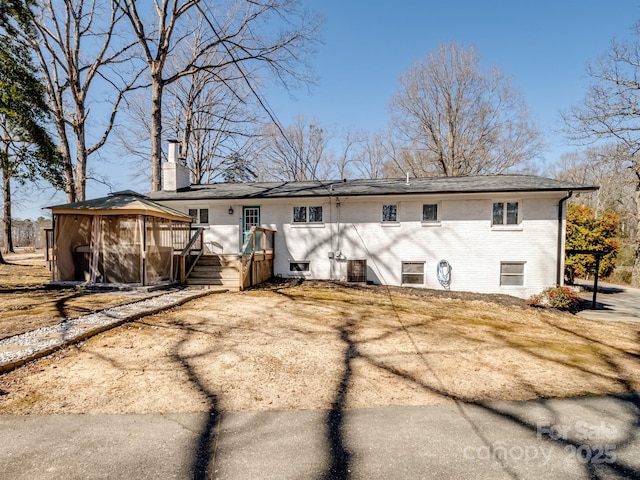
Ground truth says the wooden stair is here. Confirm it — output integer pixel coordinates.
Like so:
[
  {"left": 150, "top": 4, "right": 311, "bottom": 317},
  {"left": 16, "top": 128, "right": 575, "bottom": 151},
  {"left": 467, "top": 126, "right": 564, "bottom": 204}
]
[{"left": 186, "top": 254, "right": 240, "bottom": 290}]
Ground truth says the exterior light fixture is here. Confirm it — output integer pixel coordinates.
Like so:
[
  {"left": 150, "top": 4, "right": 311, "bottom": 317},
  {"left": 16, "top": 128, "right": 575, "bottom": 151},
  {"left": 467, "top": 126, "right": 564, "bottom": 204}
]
[{"left": 228, "top": 206, "right": 234, "bottom": 215}]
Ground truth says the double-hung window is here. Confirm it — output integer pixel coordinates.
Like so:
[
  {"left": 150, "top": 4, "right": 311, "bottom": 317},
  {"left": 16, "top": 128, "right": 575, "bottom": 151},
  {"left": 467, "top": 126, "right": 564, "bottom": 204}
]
[
  {"left": 500, "top": 262, "right": 525, "bottom": 286},
  {"left": 293, "top": 206, "right": 323, "bottom": 223},
  {"left": 402, "top": 261, "right": 425, "bottom": 285},
  {"left": 492, "top": 202, "right": 519, "bottom": 226}
]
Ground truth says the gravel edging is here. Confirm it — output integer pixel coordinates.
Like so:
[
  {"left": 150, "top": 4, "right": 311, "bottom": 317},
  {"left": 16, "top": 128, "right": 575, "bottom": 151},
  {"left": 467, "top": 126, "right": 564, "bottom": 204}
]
[{"left": 0, "top": 288, "right": 226, "bottom": 374}]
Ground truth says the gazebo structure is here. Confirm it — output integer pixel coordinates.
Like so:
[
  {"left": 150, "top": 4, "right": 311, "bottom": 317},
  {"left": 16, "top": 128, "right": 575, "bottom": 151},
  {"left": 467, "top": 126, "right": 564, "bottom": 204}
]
[{"left": 47, "top": 191, "right": 195, "bottom": 287}]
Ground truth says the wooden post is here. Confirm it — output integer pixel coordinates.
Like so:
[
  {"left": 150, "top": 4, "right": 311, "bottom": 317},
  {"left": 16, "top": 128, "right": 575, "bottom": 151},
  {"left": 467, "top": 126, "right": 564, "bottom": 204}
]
[
  {"left": 592, "top": 255, "right": 601, "bottom": 309},
  {"left": 250, "top": 230, "right": 255, "bottom": 286},
  {"left": 180, "top": 255, "right": 186, "bottom": 284},
  {"left": 142, "top": 216, "right": 147, "bottom": 286}
]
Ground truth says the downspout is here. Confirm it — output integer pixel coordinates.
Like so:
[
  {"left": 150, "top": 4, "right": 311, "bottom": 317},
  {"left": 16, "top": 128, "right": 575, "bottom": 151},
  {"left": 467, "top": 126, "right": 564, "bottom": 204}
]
[
  {"left": 556, "top": 190, "right": 573, "bottom": 285},
  {"left": 329, "top": 194, "right": 334, "bottom": 280}
]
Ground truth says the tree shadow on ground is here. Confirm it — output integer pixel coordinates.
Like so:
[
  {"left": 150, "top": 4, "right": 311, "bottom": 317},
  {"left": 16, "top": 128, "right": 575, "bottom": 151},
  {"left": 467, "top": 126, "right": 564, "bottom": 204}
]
[
  {"left": 269, "top": 282, "right": 640, "bottom": 480},
  {"left": 54, "top": 290, "right": 90, "bottom": 319},
  {"left": 76, "top": 282, "right": 637, "bottom": 479},
  {"left": 164, "top": 318, "right": 224, "bottom": 480},
  {"left": 321, "top": 322, "right": 356, "bottom": 480}
]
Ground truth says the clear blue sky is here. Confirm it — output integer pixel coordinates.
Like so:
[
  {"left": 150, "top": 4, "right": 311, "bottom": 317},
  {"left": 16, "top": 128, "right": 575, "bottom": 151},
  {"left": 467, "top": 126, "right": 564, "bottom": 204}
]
[
  {"left": 14, "top": 0, "right": 640, "bottom": 219},
  {"left": 268, "top": 0, "right": 638, "bottom": 162}
]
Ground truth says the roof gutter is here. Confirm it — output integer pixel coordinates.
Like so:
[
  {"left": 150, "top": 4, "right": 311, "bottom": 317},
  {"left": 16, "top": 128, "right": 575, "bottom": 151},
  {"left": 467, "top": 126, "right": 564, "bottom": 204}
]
[
  {"left": 556, "top": 190, "right": 573, "bottom": 285},
  {"left": 149, "top": 186, "right": 598, "bottom": 202}
]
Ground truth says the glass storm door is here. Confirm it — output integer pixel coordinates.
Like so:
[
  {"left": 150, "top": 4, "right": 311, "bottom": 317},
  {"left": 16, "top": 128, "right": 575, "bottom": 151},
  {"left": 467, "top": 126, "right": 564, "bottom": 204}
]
[{"left": 242, "top": 206, "right": 260, "bottom": 248}]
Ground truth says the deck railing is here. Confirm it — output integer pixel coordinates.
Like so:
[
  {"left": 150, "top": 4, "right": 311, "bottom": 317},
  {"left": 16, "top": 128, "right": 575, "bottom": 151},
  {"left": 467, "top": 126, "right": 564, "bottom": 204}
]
[
  {"left": 240, "top": 227, "right": 275, "bottom": 290},
  {"left": 177, "top": 227, "right": 205, "bottom": 284}
]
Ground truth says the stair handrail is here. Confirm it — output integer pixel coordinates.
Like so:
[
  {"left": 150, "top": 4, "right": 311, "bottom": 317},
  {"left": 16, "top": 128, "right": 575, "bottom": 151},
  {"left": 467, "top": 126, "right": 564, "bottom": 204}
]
[
  {"left": 240, "top": 226, "right": 275, "bottom": 290},
  {"left": 240, "top": 227, "right": 256, "bottom": 289},
  {"left": 178, "top": 226, "right": 205, "bottom": 283}
]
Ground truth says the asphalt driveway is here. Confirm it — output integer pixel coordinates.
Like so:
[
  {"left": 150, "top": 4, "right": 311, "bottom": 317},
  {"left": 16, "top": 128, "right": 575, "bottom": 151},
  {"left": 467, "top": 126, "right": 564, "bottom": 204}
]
[
  {"left": 1, "top": 394, "right": 639, "bottom": 479},
  {"left": 574, "top": 280, "right": 640, "bottom": 322}
]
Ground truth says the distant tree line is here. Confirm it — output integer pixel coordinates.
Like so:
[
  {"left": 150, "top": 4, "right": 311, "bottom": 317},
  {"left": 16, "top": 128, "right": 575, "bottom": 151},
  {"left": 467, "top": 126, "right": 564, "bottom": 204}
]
[{"left": 0, "top": 217, "right": 50, "bottom": 251}]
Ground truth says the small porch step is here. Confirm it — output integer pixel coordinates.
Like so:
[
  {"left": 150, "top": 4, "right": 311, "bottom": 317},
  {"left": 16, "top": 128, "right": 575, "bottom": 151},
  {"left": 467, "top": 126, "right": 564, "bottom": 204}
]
[{"left": 186, "top": 254, "right": 240, "bottom": 291}]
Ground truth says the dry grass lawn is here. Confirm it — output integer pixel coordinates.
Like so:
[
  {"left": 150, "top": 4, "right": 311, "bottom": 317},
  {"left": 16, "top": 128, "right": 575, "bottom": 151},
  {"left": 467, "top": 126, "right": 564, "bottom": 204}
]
[
  {"left": 1, "top": 279, "right": 638, "bottom": 415},
  {"left": 0, "top": 253, "right": 161, "bottom": 340}
]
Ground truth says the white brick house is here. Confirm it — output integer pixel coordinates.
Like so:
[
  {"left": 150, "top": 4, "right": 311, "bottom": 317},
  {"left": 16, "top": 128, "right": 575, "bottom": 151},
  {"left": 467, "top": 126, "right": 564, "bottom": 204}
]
[{"left": 149, "top": 150, "right": 596, "bottom": 298}]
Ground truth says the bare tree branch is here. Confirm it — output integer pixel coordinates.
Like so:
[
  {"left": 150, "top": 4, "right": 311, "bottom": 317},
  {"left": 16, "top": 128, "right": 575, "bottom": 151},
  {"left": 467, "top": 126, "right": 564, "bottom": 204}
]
[
  {"left": 563, "top": 24, "right": 640, "bottom": 286},
  {"left": 389, "top": 42, "right": 543, "bottom": 177},
  {"left": 114, "top": 0, "right": 321, "bottom": 191},
  {"left": 22, "top": 0, "right": 144, "bottom": 202}
]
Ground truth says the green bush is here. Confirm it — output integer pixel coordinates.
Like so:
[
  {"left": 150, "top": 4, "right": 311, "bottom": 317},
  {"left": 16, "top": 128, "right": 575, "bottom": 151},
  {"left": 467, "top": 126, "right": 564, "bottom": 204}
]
[{"left": 527, "top": 286, "right": 582, "bottom": 311}]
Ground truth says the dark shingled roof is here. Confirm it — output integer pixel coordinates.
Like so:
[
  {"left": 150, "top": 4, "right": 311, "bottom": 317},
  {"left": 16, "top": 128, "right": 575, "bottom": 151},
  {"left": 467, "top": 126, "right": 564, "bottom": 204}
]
[
  {"left": 48, "top": 191, "right": 193, "bottom": 221},
  {"left": 147, "top": 175, "right": 597, "bottom": 201}
]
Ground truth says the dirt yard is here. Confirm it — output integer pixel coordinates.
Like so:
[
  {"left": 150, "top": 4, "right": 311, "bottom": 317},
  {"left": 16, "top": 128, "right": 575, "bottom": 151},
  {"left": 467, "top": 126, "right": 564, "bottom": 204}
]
[
  {"left": 0, "top": 254, "right": 163, "bottom": 339},
  {"left": 1, "top": 278, "right": 639, "bottom": 415}
]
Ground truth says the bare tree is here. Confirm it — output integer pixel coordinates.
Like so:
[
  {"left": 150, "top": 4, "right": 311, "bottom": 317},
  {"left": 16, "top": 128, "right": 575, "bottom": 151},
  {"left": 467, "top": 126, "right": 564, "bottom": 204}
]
[
  {"left": 550, "top": 145, "right": 636, "bottom": 217},
  {"left": 164, "top": 45, "right": 260, "bottom": 184},
  {"left": 21, "top": 0, "right": 142, "bottom": 202},
  {"left": 563, "top": 26, "right": 640, "bottom": 286},
  {"left": 114, "top": 0, "right": 320, "bottom": 192},
  {"left": 389, "top": 42, "right": 543, "bottom": 177},
  {"left": 332, "top": 129, "right": 394, "bottom": 180},
  {"left": 257, "top": 115, "right": 332, "bottom": 181},
  {"left": 349, "top": 131, "right": 393, "bottom": 180},
  {"left": 331, "top": 128, "right": 363, "bottom": 180},
  {"left": 120, "top": 58, "right": 261, "bottom": 184}
]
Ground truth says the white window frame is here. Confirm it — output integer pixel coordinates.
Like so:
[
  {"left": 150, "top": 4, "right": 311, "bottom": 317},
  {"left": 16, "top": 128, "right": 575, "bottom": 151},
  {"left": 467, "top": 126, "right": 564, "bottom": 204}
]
[
  {"left": 309, "top": 206, "right": 323, "bottom": 223},
  {"left": 188, "top": 208, "right": 209, "bottom": 224},
  {"left": 401, "top": 261, "right": 425, "bottom": 285},
  {"left": 289, "top": 260, "right": 311, "bottom": 276},
  {"left": 421, "top": 202, "right": 441, "bottom": 226},
  {"left": 500, "top": 261, "right": 525, "bottom": 286},
  {"left": 382, "top": 204, "right": 398, "bottom": 224},
  {"left": 492, "top": 201, "right": 521, "bottom": 229},
  {"left": 292, "top": 206, "right": 324, "bottom": 226}
]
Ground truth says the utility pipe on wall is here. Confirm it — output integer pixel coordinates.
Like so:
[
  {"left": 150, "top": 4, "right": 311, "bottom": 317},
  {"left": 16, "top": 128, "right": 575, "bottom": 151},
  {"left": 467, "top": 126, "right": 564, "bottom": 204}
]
[{"left": 556, "top": 190, "right": 573, "bottom": 285}]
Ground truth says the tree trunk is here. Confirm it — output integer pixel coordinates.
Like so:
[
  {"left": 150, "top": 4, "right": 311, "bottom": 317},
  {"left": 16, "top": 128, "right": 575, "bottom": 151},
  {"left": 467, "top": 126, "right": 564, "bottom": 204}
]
[
  {"left": 74, "top": 129, "right": 88, "bottom": 202},
  {"left": 633, "top": 238, "right": 640, "bottom": 287},
  {"left": 2, "top": 162, "right": 14, "bottom": 254},
  {"left": 150, "top": 75, "right": 164, "bottom": 192},
  {"left": 56, "top": 120, "right": 77, "bottom": 203}
]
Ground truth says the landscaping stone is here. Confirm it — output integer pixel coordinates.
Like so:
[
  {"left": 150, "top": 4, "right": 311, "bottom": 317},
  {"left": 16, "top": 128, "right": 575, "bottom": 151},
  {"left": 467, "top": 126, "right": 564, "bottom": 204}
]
[{"left": 0, "top": 287, "right": 225, "bottom": 373}]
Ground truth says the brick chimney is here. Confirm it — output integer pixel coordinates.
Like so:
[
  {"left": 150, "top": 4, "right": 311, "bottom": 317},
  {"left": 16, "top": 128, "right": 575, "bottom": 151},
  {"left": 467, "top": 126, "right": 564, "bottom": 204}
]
[{"left": 162, "top": 140, "right": 190, "bottom": 191}]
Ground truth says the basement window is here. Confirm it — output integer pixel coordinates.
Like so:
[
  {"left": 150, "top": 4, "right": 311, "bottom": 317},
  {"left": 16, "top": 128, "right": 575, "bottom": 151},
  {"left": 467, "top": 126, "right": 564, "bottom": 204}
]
[
  {"left": 402, "top": 261, "right": 425, "bottom": 285},
  {"left": 289, "top": 261, "right": 310, "bottom": 273},
  {"left": 500, "top": 262, "right": 525, "bottom": 286}
]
